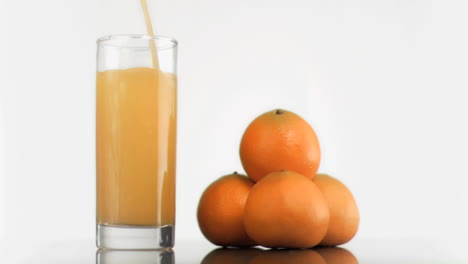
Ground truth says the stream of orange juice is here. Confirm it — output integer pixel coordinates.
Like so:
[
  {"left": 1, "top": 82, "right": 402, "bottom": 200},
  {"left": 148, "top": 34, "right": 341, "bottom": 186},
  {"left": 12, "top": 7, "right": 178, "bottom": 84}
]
[
  {"left": 96, "top": 67, "right": 177, "bottom": 226},
  {"left": 139, "top": 0, "right": 159, "bottom": 69}
]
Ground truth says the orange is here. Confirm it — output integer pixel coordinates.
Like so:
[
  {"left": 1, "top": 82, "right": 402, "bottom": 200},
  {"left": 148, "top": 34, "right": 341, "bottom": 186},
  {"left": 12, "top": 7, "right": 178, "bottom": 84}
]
[
  {"left": 201, "top": 248, "right": 262, "bottom": 264},
  {"left": 197, "top": 172, "right": 257, "bottom": 247},
  {"left": 239, "top": 109, "right": 321, "bottom": 182},
  {"left": 315, "top": 247, "right": 359, "bottom": 264},
  {"left": 243, "top": 170, "right": 329, "bottom": 248},
  {"left": 250, "top": 249, "right": 326, "bottom": 264},
  {"left": 313, "top": 174, "right": 360, "bottom": 246}
]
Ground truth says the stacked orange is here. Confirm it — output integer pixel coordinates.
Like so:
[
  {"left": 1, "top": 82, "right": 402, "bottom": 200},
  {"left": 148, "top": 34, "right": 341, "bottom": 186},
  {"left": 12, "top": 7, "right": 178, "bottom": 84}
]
[{"left": 197, "top": 109, "right": 359, "bottom": 248}]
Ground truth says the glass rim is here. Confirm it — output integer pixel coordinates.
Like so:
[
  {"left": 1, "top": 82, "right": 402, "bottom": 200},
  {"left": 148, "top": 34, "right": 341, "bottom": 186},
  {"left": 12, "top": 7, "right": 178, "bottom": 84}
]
[{"left": 97, "top": 34, "right": 178, "bottom": 49}]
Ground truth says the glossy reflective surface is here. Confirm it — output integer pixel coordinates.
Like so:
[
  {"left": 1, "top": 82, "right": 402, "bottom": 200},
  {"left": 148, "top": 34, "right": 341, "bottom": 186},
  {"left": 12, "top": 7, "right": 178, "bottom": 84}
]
[
  {"left": 97, "top": 249, "right": 174, "bottom": 264},
  {"left": 0, "top": 239, "right": 466, "bottom": 264}
]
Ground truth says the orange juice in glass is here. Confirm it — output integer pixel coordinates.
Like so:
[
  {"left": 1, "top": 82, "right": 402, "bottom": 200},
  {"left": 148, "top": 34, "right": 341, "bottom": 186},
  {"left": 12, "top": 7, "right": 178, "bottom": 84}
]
[{"left": 96, "top": 35, "right": 177, "bottom": 249}]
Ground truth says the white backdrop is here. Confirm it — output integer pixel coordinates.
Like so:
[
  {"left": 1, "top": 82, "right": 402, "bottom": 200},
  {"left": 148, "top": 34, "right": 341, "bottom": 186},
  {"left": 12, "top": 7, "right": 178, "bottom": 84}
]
[{"left": 0, "top": 0, "right": 466, "bottom": 249}]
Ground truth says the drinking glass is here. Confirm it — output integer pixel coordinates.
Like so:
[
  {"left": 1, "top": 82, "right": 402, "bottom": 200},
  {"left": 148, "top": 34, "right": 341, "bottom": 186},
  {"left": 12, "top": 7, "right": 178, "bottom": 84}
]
[{"left": 96, "top": 35, "right": 177, "bottom": 249}]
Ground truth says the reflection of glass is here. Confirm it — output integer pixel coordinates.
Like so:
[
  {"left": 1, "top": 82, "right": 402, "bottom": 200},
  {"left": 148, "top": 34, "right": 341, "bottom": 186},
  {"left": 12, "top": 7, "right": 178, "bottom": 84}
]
[
  {"left": 96, "top": 35, "right": 177, "bottom": 250},
  {"left": 201, "top": 247, "right": 358, "bottom": 264},
  {"left": 97, "top": 250, "right": 174, "bottom": 264}
]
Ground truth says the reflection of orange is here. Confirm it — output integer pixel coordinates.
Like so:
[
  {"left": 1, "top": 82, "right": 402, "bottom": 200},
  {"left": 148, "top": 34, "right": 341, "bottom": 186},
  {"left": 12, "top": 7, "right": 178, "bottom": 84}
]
[
  {"left": 315, "top": 247, "right": 359, "bottom": 264},
  {"left": 243, "top": 171, "right": 329, "bottom": 248},
  {"left": 197, "top": 173, "right": 256, "bottom": 247},
  {"left": 239, "top": 109, "right": 321, "bottom": 182},
  {"left": 314, "top": 174, "right": 360, "bottom": 246},
  {"left": 201, "top": 248, "right": 262, "bottom": 264},
  {"left": 250, "top": 249, "right": 326, "bottom": 264}
]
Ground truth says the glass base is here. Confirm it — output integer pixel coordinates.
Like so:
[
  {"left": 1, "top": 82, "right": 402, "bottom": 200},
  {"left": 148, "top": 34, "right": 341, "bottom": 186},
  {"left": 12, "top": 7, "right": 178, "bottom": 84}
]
[{"left": 97, "top": 224, "right": 174, "bottom": 250}]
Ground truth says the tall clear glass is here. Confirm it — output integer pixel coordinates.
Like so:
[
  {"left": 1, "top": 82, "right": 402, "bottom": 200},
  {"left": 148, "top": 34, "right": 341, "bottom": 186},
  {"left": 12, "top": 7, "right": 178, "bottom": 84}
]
[{"left": 96, "top": 35, "right": 177, "bottom": 249}]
